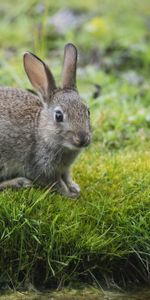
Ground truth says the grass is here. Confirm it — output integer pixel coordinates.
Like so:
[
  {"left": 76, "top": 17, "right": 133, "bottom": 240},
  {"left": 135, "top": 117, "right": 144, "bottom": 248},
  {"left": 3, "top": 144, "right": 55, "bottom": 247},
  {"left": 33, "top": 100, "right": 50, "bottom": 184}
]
[
  {"left": 0, "top": 0, "right": 150, "bottom": 292},
  {"left": 1, "top": 148, "right": 150, "bottom": 289}
]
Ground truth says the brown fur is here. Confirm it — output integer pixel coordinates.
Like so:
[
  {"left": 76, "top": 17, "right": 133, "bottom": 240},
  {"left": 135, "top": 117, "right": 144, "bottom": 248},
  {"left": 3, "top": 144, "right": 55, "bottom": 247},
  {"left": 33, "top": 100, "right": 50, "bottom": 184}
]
[{"left": 0, "top": 44, "right": 91, "bottom": 198}]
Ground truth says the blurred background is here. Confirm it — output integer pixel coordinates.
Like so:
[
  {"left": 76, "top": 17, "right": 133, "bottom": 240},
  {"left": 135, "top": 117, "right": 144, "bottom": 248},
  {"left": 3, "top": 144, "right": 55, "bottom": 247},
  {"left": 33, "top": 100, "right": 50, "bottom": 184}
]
[
  {"left": 0, "top": 0, "right": 150, "bottom": 84},
  {"left": 0, "top": 0, "right": 150, "bottom": 150}
]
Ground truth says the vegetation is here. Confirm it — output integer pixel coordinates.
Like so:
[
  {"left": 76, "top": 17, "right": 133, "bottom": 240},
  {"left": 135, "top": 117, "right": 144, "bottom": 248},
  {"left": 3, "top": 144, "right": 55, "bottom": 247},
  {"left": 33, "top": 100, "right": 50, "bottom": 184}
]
[{"left": 0, "top": 0, "right": 150, "bottom": 291}]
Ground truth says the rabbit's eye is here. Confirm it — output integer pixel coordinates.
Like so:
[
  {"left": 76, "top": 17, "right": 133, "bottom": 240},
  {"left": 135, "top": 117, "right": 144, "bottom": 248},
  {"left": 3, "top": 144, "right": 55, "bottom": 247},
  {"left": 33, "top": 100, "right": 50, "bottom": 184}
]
[{"left": 55, "top": 110, "right": 64, "bottom": 122}]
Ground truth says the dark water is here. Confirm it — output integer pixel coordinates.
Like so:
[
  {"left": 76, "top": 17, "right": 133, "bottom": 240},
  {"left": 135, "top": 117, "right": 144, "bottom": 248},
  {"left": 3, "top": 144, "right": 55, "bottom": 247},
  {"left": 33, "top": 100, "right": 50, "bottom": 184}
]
[{"left": 1, "top": 289, "right": 150, "bottom": 300}]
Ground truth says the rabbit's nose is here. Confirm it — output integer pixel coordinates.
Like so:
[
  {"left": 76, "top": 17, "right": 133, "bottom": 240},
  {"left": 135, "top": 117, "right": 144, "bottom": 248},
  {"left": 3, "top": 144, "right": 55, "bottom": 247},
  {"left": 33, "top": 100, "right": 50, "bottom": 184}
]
[{"left": 74, "top": 131, "right": 90, "bottom": 147}]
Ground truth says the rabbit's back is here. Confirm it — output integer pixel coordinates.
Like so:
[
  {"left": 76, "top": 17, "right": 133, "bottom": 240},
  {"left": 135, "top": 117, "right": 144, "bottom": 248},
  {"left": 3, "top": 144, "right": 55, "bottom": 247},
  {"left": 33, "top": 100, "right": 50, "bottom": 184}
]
[
  {"left": 0, "top": 87, "right": 41, "bottom": 117},
  {"left": 0, "top": 86, "right": 42, "bottom": 126},
  {"left": 0, "top": 87, "right": 42, "bottom": 179}
]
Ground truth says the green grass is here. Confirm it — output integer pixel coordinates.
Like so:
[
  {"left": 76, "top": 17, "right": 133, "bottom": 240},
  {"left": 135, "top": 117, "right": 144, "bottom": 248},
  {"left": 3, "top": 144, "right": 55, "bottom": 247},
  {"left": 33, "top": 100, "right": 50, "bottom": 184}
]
[
  {"left": 0, "top": 0, "right": 150, "bottom": 291},
  {"left": 1, "top": 148, "right": 150, "bottom": 289}
]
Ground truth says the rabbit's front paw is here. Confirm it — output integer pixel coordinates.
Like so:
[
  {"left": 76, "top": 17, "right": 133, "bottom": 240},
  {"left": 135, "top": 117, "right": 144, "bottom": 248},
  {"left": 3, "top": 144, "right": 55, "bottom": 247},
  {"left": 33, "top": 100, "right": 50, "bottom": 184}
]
[
  {"left": 67, "top": 181, "right": 80, "bottom": 195},
  {"left": 56, "top": 179, "right": 80, "bottom": 199}
]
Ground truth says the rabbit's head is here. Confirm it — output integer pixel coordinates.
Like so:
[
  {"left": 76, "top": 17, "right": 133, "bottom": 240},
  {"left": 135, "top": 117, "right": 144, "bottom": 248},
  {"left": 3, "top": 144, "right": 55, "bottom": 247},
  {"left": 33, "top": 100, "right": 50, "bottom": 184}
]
[{"left": 23, "top": 43, "right": 91, "bottom": 150}]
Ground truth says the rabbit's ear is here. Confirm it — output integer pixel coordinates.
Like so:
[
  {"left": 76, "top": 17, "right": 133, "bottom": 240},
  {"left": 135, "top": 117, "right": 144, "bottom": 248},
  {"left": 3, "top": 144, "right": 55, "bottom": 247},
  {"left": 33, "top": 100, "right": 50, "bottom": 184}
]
[
  {"left": 62, "top": 43, "right": 77, "bottom": 89},
  {"left": 23, "top": 52, "right": 56, "bottom": 99}
]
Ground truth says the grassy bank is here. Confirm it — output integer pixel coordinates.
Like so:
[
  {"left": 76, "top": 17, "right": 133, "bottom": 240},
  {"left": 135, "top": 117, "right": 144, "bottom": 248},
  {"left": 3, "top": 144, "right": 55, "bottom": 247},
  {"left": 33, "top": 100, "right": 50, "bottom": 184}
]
[
  {"left": 1, "top": 146, "right": 150, "bottom": 289},
  {"left": 0, "top": 0, "right": 150, "bottom": 291}
]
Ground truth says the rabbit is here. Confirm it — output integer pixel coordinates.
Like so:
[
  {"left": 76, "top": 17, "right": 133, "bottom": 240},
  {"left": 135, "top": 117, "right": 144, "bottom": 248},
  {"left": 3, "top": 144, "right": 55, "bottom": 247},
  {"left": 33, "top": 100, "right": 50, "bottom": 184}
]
[{"left": 0, "top": 43, "right": 91, "bottom": 198}]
